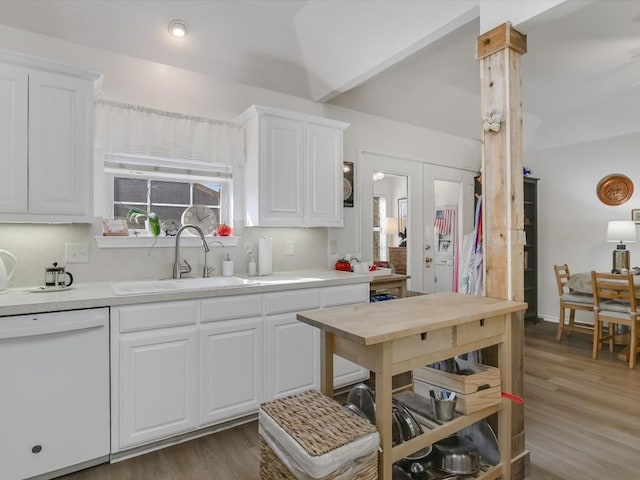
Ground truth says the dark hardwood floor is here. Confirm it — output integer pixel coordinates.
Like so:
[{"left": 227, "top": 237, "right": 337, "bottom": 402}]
[{"left": 61, "top": 320, "right": 639, "bottom": 480}]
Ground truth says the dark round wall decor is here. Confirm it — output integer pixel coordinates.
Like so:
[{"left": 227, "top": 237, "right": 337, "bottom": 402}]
[{"left": 596, "top": 174, "right": 634, "bottom": 206}]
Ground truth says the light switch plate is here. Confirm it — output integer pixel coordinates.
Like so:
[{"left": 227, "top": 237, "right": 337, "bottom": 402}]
[
  {"left": 285, "top": 240, "right": 295, "bottom": 256},
  {"left": 65, "top": 243, "right": 90, "bottom": 263}
]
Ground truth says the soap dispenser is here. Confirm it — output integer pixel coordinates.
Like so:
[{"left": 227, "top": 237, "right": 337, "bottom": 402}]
[
  {"left": 222, "top": 253, "right": 234, "bottom": 277},
  {"left": 248, "top": 256, "right": 257, "bottom": 276}
]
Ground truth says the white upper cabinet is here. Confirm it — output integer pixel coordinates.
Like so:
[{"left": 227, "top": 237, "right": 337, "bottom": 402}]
[
  {"left": 240, "top": 105, "right": 348, "bottom": 227},
  {"left": 0, "top": 51, "right": 101, "bottom": 223},
  {"left": 0, "top": 64, "right": 28, "bottom": 213}
]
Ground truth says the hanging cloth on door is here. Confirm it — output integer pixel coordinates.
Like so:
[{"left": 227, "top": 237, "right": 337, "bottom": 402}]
[{"left": 459, "top": 197, "right": 483, "bottom": 295}]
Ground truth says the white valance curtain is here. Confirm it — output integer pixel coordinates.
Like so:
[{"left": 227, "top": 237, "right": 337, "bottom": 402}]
[{"left": 94, "top": 99, "right": 245, "bottom": 166}]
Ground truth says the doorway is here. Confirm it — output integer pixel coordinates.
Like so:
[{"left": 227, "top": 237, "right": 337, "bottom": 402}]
[
  {"left": 423, "top": 165, "right": 476, "bottom": 293},
  {"left": 359, "top": 148, "right": 477, "bottom": 293}
]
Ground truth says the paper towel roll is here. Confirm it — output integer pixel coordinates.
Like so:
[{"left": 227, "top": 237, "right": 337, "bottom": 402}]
[{"left": 258, "top": 237, "right": 272, "bottom": 276}]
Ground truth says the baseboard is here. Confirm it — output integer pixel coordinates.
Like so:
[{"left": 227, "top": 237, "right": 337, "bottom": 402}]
[
  {"left": 28, "top": 455, "right": 110, "bottom": 480},
  {"left": 110, "top": 413, "right": 258, "bottom": 463},
  {"left": 537, "top": 315, "right": 558, "bottom": 323}
]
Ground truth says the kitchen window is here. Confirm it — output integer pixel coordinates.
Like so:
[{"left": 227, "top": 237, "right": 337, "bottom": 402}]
[{"left": 102, "top": 153, "right": 232, "bottom": 236}]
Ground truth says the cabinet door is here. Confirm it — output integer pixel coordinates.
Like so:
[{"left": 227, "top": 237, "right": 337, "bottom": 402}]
[
  {"left": 28, "top": 70, "right": 91, "bottom": 217},
  {"left": 0, "top": 63, "right": 28, "bottom": 213},
  {"left": 266, "top": 313, "right": 319, "bottom": 399},
  {"left": 260, "top": 114, "right": 305, "bottom": 224},
  {"left": 118, "top": 327, "right": 198, "bottom": 449},
  {"left": 322, "top": 284, "right": 370, "bottom": 387},
  {"left": 200, "top": 318, "right": 264, "bottom": 425},
  {"left": 305, "top": 123, "right": 343, "bottom": 227}
]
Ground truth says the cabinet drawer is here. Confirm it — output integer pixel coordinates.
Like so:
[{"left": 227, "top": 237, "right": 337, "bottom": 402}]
[
  {"left": 391, "top": 327, "right": 454, "bottom": 364},
  {"left": 201, "top": 294, "right": 263, "bottom": 322},
  {"left": 456, "top": 315, "right": 504, "bottom": 346},
  {"left": 322, "top": 283, "right": 369, "bottom": 307},
  {"left": 265, "top": 289, "right": 321, "bottom": 315},
  {"left": 116, "top": 301, "right": 198, "bottom": 332}
]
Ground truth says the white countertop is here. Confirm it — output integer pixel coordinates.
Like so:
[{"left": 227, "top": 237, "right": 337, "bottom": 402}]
[{"left": 0, "top": 270, "right": 374, "bottom": 317}]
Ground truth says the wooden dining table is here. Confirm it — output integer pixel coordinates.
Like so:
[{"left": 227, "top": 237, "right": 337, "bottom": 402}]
[
  {"left": 568, "top": 271, "right": 640, "bottom": 362},
  {"left": 567, "top": 271, "right": 640, "bottom": 295}
]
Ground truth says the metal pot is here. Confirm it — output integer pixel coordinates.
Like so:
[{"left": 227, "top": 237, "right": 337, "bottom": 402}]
[{"left": 433, "top": 435, "right": 479, "bottom": 475}]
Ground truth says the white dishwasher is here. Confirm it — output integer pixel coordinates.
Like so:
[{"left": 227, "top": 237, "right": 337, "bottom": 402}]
[{"left": 0, "top": 308, "right": 110, "bottom": 480}]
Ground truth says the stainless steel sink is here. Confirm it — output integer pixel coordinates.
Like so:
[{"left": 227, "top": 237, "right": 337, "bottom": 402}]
[{"left": 111, "top": 277, "right": 259, "bottom": 295}]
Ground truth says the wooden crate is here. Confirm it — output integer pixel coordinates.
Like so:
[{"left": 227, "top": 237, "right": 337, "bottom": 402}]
[
  {"left": 412, "top": 358, "right": 500, "bottom": 395},
  {"left": 412, "top": 359, "right": 501, "bottom": 415},
  {"left": 413, "top": 379, "right": 501, "bottom": 415}
]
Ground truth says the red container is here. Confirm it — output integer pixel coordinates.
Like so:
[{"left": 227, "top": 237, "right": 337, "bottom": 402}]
[{"left": 335, "top": 260, "right": 351, "bottom": 272}]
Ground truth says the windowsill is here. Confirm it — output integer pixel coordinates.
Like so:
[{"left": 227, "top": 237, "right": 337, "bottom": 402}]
[{"left": 95, "top": 235, "right": 240, "bottom": 249}]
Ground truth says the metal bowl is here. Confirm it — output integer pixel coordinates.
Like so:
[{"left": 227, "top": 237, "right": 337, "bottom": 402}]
[{"left": 434, "top": 435, "right": 479, "bottom": 475}]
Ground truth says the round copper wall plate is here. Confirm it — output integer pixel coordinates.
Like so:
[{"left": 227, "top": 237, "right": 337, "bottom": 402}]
[{"left": 597, "top": 174, "right": 634, "bottom": 206}]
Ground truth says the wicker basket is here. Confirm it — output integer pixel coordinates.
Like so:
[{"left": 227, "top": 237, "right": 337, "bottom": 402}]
[{"left": 259, "top": 390, "right": 379, "bottom": 480}]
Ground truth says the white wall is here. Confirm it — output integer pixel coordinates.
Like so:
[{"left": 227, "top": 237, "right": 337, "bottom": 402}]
[
  {"left": 0, "top": 25, "right": 479, "bottom": 287},
  {"left": 0, "top": 25, "right": 330, "bottom": 287},
  {"left": 323, "top": 104, "right": 480, "bottom": 265},
  {"left": 527, "top": 131, "right": 640, "bottom": 322}
]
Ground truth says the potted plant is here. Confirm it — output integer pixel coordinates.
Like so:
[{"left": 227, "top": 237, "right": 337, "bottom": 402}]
[{"left": 126, "top": 208, "right": 161, "bottom": 237}]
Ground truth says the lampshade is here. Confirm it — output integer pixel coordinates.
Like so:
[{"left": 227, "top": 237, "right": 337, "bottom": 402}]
[
  {"left": 383, "top": 217, "right": 399, "bottom": 235},
  {"left": 606, "top": 220, "right": 637, "bottom": 243}
]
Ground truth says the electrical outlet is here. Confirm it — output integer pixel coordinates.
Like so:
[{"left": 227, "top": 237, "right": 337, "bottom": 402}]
[
  {"left": 244, "top": 244, "right": 253, "bottom": 256},
  {"left": 329, "top": 240, "right": 337, "bottom": 255},
  {"left": 65, "top": 243, "right": 90, "bottom": 263},
  {"left": 285, "top": 240, "right": 295, "bottom": 256}
]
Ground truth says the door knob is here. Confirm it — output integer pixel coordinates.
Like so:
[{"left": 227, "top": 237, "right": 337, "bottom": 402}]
[{"left": 425, "top": 256, "right": 433, "bottom": 267}]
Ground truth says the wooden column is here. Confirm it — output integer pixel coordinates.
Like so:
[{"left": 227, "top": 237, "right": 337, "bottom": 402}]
[{"left": 476, "top": 22, "right": 528, "bottom": 480}]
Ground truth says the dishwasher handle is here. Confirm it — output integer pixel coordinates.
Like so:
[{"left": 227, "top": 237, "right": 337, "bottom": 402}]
[{"left": 0, "top": 308, "right": 108, "bottom": 340}]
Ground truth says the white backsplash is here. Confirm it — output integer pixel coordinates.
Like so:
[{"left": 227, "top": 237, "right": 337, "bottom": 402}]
[{"left": 0, "top": 223, "right": 328, "bottom": 288}]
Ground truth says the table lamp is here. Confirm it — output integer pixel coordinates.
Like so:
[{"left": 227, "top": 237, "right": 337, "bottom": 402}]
[
  {"left": 606, "top": 220, "right": 637, "bottom": 273},
  {"left": 383, "top": 217, "right": 399, "bottom": 246}
]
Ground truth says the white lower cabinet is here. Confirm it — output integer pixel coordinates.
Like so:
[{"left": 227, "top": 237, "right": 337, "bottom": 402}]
[
  {"left": 117, "top": 326, "right": 198, "bottom": 450},
  {"left": 323, "top": 283, "right": 370, "bottom": 388},
  {"left": 266, "top": 313, "right": 319, "bottom": 399},
  {"left": 111, "top": 282, "right": 370, "bottom": 453},
  {"left": 199, "top": 317, "right": 264, "bottom": 425}
]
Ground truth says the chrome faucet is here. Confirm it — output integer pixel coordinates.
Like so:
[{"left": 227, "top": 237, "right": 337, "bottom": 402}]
[{"left": 173, "top": 224, "right": 211, "bottom": 279}]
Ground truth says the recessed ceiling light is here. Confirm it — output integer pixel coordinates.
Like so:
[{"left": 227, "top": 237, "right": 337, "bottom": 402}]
[{"left": 168, "top": 20, "right": 188, "bottom": 38}]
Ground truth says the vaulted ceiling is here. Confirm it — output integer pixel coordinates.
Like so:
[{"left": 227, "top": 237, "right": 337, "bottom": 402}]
[{"left": 0, "top": 0, "right": 638, "bottom": 152}]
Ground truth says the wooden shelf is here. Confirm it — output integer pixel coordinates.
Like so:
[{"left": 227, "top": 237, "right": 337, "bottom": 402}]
[{"left": 391, "top": 403, "right": 502, "bottom": 462}]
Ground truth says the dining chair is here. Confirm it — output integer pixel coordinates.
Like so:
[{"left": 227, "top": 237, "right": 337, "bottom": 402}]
[
  {"left": 553, "top": 264, "right": 595, "bottom": 341},
  {"left": 591, "top": 271, "right": 640, "bottom": 369}
]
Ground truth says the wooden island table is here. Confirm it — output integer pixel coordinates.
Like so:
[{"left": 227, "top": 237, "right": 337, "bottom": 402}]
[{"left": 297, "top": 292, "right": 527, "bottom": 480}]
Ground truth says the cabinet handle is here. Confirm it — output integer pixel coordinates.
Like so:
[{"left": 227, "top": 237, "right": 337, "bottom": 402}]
[{"left": 32, "top": 445, "right": 42, "bottom": 454}]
